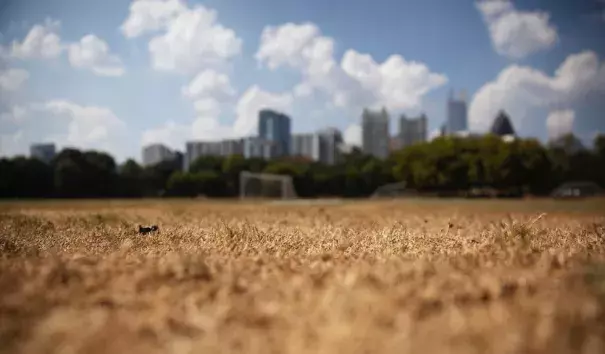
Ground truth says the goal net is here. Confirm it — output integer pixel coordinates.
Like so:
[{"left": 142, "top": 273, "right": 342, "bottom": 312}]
[{"left": 239, "top": 171, "right": 298, "bottom": 200}]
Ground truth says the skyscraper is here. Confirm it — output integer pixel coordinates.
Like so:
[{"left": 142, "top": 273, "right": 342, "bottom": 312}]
[
  {"left": 362, "top": 108, "right": 390, "bottom": 159},
  {"left": 447, "top": 90, "right": 468, "bottom": 134},
  {"left": 142, "top": 143, "right": 176, "bottom": 167},
  {"left": 258, "top": 109, "right": 291, "bottom": 158},
  {"left": 30, "top": 143, "right": 56, "bottom": 164},
  {"left": 399, "top": 113, "right": 428, "bottom": 148}
]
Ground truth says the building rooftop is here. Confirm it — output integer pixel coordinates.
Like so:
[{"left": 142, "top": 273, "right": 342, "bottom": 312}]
[{"left": 490, "top": 111, "right": 516, "bottom": 136}]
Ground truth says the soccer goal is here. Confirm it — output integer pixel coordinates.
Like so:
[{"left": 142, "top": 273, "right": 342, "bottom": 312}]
[{"left": 239, "top": 171, "right": 298, "bottom": 200}]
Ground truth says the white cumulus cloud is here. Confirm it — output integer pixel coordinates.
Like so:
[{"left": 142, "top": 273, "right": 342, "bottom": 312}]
[
  {"left": 469, "top": 50, "right": 605, "bottom": 132},
  {"left": 10, "top": 19, "right": 64, "bottom": 59},
  {"left": 0, "top": 68, "right": 29, "bottom": 92},
  {"left": 182, "top": 70, "right": 235, "bottom": 99},
  {"left": 546, "top": 110, "right": 575, "bottom": 140},
  {"left": 42, "top": 100, "right": 127, "bottom": 148},
  {"left": 343, "top": 124, "right": 362, "bottom": 147},
  {"left": 121, "top": 0, "right": 187, "bottom": 38},
  {"left": 122, "top": 0, "right": 242, "bottom": 73},
  {"left": 476, "top": 0, "right": 558, "bottom": 59},
  {"left": 141, "top": 120, "right": 191, "bottom": 150},
  {"left": 255, "top": 22, "right": 446, "bottom": 113},
  {"left": 68, "top": 35, "right": 125, "bottom": 76}
]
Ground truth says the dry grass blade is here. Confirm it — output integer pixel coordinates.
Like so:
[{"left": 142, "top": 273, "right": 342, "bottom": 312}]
[{"left": 0, "top": 199, "right": 604, "bottom": 354}]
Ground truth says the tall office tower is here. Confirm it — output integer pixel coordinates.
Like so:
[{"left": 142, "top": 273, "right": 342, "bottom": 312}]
[
  {"left": 258, "top": 109, "right": 291, "bottom": 158},
  {"left": 317, "top": 128, "right": 344, "bottom": 165},
  {"left": 447, "top": 90, "right": 468, "bottom": 134},
  {"left": 183, "top": 141, "right": 222, "bottom": 171},
  {"left": 243, "top": 137, "right": 276, "bottom": 160},
  {"left": 142, "top": 143, "right": 176, "bottom": 167},
  {"left": 362, "top": 107, "right": 390, "bottom": 159},
  {"left": 30, "top": 143, "right": 56, "bottom": 164},
  {"left": 399, "top": 113, "right": 428, "bottom": 148}
]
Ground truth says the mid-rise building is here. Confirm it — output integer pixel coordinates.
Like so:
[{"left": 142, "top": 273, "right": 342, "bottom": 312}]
[
  {"left": 243, "top": 137, "right": 276, "bottom": 160},
  {"left": 30, "top": 143, "right": 56, "bottom": 164},
  {"left": 447, "top": 90, "right": 468, "bottom": 135},
  {"left": 258, "top": 109, "right": 291, "bottom": 157},
  {"left": 399, "top": 113, "right": 428, "bottom": 148},
  {"left": 142, "top": 143, "right": 176, "bottom": 167},
  {"left": 362, "top": 108, "right": 390, "bottom": 159}
]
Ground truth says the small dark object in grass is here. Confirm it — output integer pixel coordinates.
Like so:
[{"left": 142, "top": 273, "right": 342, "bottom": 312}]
[{"left": 138, "top": 225, "right": 159, "bottom": 235}]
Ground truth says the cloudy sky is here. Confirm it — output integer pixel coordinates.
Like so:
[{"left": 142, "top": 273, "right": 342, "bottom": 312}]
[{"left": 1, "top": 0, "right": 604, "bottom": 162}]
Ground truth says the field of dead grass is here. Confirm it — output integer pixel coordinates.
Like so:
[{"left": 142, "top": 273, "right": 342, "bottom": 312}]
[{"left": 1, "top": 198, "right": 605, "bottom": 354}]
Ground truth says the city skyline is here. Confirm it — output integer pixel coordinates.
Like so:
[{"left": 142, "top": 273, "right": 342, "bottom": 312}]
[{"left": 1, "top": 0, "right": 604, "bottom": 163}]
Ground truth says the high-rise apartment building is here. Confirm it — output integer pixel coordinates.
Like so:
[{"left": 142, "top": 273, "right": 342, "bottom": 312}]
[
  {"left": 243, "top": 137, "right": 276, "bottom": 160},
  {"left": 184, "top": 141, "right": 221, "bottom": 171},
  {"left": 399, "top": 113, "right": 427, "bottom": 148},
  {"left": 362, "top": 108, "right": 390, "bottom": 159},
  {"left": 142, "top": 144, "right": 176, "bottom": 167},
  {"left": 317, "top": 128, "right": 343, "bottom": 165},
  {"left": 183, "top": 139, "right": 244, "bottom": 170},
  {"left": 292, "top": 133, "right": 321, "bottom": 161},
  {"left": 292, "top": 128, "right": 343, "bottom": 165},
  {"left": 30, "top": 143, "right": 56, "bottom": 164},
  {"left": 447, "top": 90, "right": 468, "bottom": 134},
  {"left": 258, "top": 109, "right": 291, "bottom": 157},
  {"left": 220, "top": 139, "right": 244, "bottom": 157}
]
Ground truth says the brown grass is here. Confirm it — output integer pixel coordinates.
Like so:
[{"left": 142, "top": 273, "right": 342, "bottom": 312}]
[{"left": 1, "top": 198, "right": 605, "bottom": 354}]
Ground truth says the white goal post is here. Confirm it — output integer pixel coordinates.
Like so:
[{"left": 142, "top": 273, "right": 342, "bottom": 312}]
[{"left": 239, "top": 171, "right": 298, "bottom": 200}]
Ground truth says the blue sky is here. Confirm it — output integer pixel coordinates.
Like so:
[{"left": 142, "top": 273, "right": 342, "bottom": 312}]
[{"left": 0, "top": 0, "right": 604, "bottom": 162}]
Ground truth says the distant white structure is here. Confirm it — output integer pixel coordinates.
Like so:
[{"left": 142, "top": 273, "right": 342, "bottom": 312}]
[
  {"left": 362, "top": 107, "right": 390, "bottom": 159},
  {"left": 446, "top": 90, "right": 468, "bottom": 135},
  {"left": 399, "top": 113, "right": 428, "bottom": 148},
  {"left": 30, "top": 143, "right": 56, "bottom": 164},
  {"left": 142, "top": 143, "right": 176, "bottom": 167}
]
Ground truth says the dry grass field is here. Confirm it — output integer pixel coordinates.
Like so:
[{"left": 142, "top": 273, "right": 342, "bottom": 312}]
[{"left": 1, "top": 198, "right": 605, "bottom": 354}]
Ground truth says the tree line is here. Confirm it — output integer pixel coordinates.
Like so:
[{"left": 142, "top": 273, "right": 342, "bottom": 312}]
[{"left": 1, "top": 133, "right": 604, "bottom": 199}]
